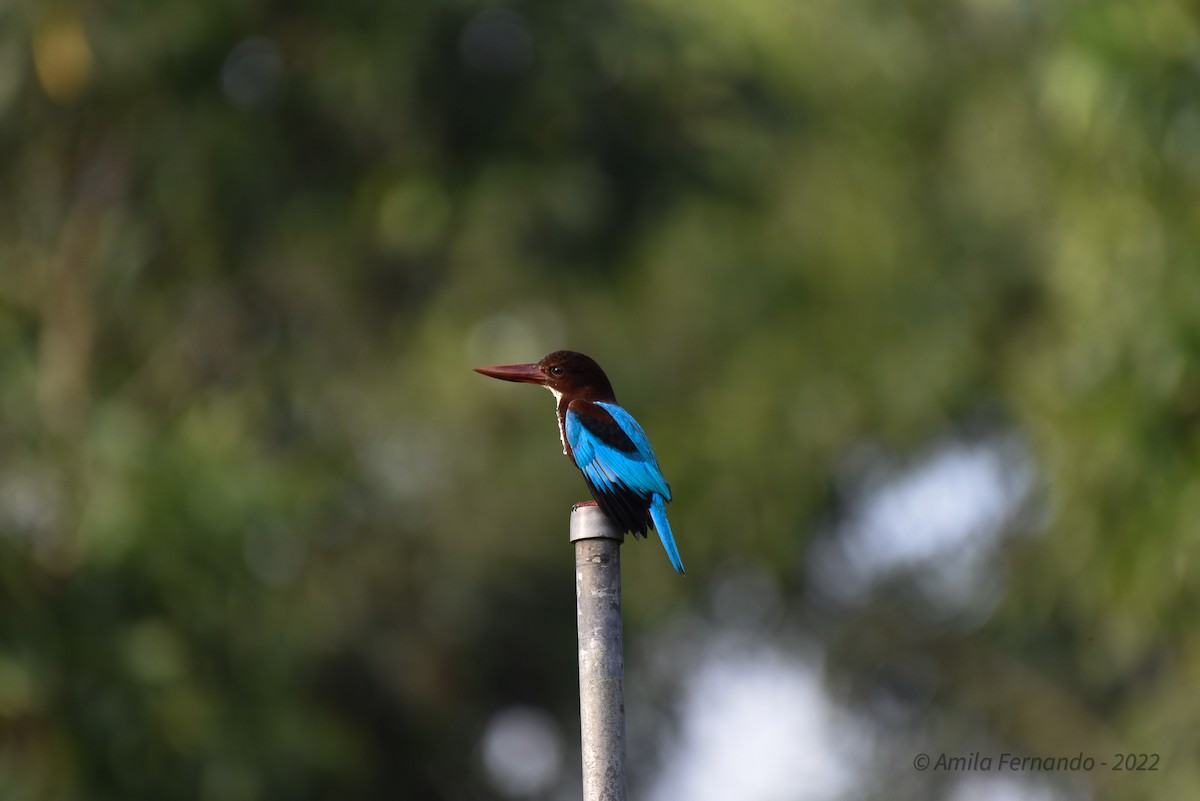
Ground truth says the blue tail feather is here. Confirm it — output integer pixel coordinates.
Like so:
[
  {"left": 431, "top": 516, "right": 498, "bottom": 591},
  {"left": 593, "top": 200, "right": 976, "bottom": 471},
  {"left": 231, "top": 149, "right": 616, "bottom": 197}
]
[{"left": 649, "top": 493, "right": 685, "bottom": 575}]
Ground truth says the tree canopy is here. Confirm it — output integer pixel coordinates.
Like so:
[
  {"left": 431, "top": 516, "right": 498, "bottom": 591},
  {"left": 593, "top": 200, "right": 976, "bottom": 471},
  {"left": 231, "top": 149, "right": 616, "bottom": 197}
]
[{"left": 1, "top": 1, "right": 1197, "bottom": 799}]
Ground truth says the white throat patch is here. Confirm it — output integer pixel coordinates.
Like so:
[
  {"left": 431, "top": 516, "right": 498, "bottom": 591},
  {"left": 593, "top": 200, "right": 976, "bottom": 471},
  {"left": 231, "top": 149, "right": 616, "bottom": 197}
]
[{"left": 544, "top": 386, "right": 567, "bottom": 454}]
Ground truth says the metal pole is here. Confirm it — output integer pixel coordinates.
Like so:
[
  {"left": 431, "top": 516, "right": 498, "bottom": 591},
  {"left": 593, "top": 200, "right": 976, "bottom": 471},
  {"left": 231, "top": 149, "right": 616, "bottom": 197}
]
[{"left": 570, "top": 503, "right": 628, "bottom": 801}]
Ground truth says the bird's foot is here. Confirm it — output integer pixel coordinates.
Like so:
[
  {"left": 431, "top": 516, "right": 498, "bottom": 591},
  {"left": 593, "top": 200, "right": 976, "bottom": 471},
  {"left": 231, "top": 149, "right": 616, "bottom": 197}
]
[{"left": 571, "top": 500, "right": 599, "bottom": 511}]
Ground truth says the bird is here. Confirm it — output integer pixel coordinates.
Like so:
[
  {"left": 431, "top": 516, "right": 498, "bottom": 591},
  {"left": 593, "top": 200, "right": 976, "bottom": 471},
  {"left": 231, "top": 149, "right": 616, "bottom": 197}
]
[{"left": 474, "top": 350, "right": 685, "bottom": 575}]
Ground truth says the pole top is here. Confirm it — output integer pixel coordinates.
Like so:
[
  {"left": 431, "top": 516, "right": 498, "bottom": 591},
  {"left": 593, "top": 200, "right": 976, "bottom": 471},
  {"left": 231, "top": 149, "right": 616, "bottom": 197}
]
[{"left": 570, "top": 503, "right": 625, "bottom": 544}]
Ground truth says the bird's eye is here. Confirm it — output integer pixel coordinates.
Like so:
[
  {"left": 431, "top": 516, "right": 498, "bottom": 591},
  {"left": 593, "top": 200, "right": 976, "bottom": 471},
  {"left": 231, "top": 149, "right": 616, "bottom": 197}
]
[{"left": 550, "top": 366, "right": 564, "bottom": 376}]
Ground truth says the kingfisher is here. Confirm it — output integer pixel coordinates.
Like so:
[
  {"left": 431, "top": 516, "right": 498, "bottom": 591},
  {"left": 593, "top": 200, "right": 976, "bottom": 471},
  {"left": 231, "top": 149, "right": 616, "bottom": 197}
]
[{"left": 474, "top": 350, "right": 685, "bottom": 575}]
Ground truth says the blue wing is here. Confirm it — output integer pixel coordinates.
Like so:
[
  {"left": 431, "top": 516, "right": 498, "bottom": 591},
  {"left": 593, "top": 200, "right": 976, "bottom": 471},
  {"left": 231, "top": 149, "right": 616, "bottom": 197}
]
[
  {"left": 566, "top": 400, "right": 685, "bottom": 574},
  {"left": 566, "top": 401, "right": 670, "bottom": 501}
]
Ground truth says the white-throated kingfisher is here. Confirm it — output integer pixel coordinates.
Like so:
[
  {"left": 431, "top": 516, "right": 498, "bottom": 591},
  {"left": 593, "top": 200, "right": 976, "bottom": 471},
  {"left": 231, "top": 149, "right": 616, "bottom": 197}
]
[{"left": 474, "top": 350, "right": 685, "bottom": 575}]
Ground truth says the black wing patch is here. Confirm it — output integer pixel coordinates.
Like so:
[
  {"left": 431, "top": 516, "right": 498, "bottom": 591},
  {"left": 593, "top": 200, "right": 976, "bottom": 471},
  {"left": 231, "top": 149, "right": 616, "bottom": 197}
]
[{"left": 570, "top": 402, "right": 640, "bottom": 453}]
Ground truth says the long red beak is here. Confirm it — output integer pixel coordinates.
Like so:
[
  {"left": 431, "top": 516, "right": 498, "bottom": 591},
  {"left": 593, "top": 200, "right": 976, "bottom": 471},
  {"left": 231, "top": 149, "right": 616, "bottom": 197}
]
[{"left": 473, "top": 362, "right": 546, "bottom": 384}]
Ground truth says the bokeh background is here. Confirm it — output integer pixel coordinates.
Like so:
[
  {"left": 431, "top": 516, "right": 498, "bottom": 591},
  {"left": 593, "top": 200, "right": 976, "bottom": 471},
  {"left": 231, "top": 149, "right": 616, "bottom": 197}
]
[{"left": 2, "top": 1, "right": 1199, "bottom": 799}]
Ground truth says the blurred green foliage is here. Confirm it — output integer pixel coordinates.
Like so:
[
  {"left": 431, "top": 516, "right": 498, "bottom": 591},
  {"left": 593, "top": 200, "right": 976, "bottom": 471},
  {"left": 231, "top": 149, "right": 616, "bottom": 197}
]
[{"left": 1, "top": 0, "right": 1198, "bottom": 799}]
